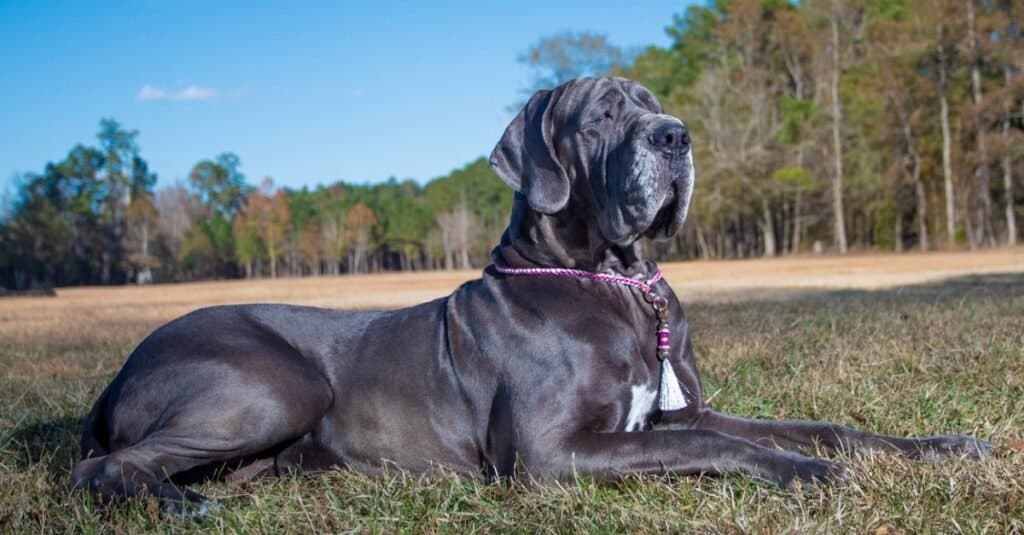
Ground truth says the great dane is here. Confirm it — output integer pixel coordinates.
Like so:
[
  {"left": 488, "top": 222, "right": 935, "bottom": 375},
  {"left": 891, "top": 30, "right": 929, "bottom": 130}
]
[{"left": 72, "top": 77, "right": 991, "bottom": 516}]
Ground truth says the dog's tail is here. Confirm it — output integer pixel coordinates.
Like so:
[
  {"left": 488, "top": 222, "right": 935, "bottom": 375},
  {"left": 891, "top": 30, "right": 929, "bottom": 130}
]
[{"left": 79, "top": 384, "right": 112, "bottom": 459}]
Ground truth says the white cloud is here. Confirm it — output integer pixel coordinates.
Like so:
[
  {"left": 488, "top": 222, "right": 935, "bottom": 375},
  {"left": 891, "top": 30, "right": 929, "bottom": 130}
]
[
  {"left": 136, "top": 84, "right": 217, "bottom": 102},
  {"left": 136, "top": 84, "right": 168, "bottom": 101},
  {"left": 175, "top": 84, "right": 216, "bottom": 101}
]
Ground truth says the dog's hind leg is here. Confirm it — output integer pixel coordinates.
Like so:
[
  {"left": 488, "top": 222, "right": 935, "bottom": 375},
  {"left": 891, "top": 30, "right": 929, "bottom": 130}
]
[
  {"left": 71, "top": 443, "right": 219, "bottom": 519},
  {"left": 71, "top": 357, "right": 335, "bottom": 518},
  {"left": 71, "top": 397, "right": 329, "bottom": 518}
]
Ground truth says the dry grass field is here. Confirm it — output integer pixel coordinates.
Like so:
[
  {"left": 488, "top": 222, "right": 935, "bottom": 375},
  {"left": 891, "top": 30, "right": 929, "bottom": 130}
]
[{"left": 2, "top": 249, "right": 1023, "bottom": 532}]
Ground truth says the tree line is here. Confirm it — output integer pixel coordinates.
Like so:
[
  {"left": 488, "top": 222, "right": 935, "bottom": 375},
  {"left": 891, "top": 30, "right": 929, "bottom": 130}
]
[
  {"left": 613, "top": 0, "right": 1022, "bottom": 258},
  {"left": 0, "top": 120, "right": 511, "bottom": 289},
  {"left": 2, "top": 0, "right": 1022, "bottom": 289}
]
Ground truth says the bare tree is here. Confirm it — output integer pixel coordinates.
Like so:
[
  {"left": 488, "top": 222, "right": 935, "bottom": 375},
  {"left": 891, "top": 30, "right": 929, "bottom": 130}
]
[
  {"left": 435, "top": 194, "right": 476, "bottom": 269},
  {"left": 828, "top": 0, "right": 849, "bottom": 253},
  {"left": 771, "top": 8, "right": 819, "bottom": 254},
  {"left": 896, "top": 98, "right": 929, "bottom": 251},
  {"left": 1001, "top": 66, "right": 1021, "bottom": 245},
  {"left": 930, "top": 6, "right": 959, "bottom": 246},
  {"left": 322, "top": 212, "right": 346, "bottom": 275},
  {"left": 452, "top": 200, "right": 475, "bottom": 269},
  {"left": 435, "top": 211, "right": 455, "bottom": 270},
  {"left": 345, "top": 203, "right": 376, "bottom": 274},
  {"left": 125, "top": 193, "right": 159, "bottom": 283},
  {"left": 681, "top": 0, "right": 786, "bottom": 258},
  {"left": 994, "top": 3, "right": 1022, "bottom": 246},
  {"left": 155, "top": 183, "right": 198, "bottom": 262},
  {"left": 965, "top": 0, "right": 995, "bottom": 246}
]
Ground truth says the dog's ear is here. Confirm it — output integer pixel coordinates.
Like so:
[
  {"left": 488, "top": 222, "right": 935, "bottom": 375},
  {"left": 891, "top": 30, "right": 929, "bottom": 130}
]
[{"left": 489, "top": 88, "right": 570, "bottom": 214}]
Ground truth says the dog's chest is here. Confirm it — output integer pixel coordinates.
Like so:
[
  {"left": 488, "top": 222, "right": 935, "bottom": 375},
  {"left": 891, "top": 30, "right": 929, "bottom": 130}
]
[{"left": 624, "top": 384, "right": 658, "bottom": 432}]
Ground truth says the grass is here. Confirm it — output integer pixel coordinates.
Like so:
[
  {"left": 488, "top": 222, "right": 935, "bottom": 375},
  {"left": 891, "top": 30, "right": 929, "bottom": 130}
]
[{"left": 1, "top": 260, "right": 1023, "bottom": 533}]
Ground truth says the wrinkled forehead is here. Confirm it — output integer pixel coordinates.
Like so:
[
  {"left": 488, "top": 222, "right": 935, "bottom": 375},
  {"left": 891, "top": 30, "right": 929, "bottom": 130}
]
[{"left": 552, "top": 77, "right": 663, "bottom": 122}]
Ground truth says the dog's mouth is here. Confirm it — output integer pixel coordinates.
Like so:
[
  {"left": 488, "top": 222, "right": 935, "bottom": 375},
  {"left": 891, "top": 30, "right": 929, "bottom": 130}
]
[{"left": 644, "top": 181, "right": 678, "bottom": 239}]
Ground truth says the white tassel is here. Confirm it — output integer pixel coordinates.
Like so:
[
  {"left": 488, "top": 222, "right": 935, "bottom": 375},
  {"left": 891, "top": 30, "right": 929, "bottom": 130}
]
[{"left": 659, "top": 358, "right": 688, "bottom": 411}]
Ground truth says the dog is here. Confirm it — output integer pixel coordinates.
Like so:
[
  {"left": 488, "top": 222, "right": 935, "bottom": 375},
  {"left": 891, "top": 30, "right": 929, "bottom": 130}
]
[{"left": 71, "top": 77, "right": 991, "bottom": 517}]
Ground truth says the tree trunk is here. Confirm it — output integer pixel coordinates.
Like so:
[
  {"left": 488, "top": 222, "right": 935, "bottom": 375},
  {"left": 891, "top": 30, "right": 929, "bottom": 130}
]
[
  {"left": 101, "top": 251, "right": 111, "bottom": 284},
  {"left": 894, "top": 95, "right": 929, "bottom": 251},
  {"left": 895, "top": 211, "right": 904, "bottom": 252},
  {"left": 141, "top": 223, "right": 149, "bottom": 258},
  {"left": 792, "top": 191, "right": 803, "bottom": 254},
  {"left": 695, "top": 222, "right": 710, "bottom": 260},
  {"left": 914, "top": 172, "right": 928, "bottom": 251},
  {"left": 1005, "top": 149, "right": 1016, "bottom": 245},
  {"left": 829, "top": 5, "right": 849, "bottom": 254},
  {"left": 781, "top": 201, "right": 791, "bottom": 254},
  {"left": 1003, "top": 68, "right": 1018, "bottom": 246},
  {"left": 352, "top": 235, "right": 366, "bottom": 273},
  {"left": 760, "top": 196, "right": 776, "bottom": 257},
  {"left": 966, "top": 0, "right": 994, "bottom": 247},
  {"left": 289, "top": 242, "right": 297, "bottom": 277},
  {"left": 733, "top": 212, "right": 742, "bottom": 258},
  {"left": 938, "top": 37, "right": 957, "bottom": 246}
]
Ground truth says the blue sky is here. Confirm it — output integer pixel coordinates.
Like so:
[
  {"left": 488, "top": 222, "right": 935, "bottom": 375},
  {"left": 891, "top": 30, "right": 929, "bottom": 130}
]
[{"left": 0, "top": 1, "right": 694, "bottom": 194}]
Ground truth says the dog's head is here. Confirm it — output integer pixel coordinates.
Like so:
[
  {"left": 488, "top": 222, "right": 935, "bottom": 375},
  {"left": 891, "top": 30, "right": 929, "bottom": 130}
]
[{"left": 490, "top": 77, "right": 694, "bottom": 245}]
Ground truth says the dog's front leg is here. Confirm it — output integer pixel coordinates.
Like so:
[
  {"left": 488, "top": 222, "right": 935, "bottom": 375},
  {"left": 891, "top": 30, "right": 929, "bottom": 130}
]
[
  {"left": 673, "top": 409, "right": 991, "bottom": 460},
  {"left": 531, "top": 429, "right": 843, "bottom": 488}
]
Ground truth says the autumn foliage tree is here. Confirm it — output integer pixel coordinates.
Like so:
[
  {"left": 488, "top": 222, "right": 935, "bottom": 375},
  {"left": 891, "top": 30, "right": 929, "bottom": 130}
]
[{"left": 235, "top": 178, "right": 291, "bottom": 278}]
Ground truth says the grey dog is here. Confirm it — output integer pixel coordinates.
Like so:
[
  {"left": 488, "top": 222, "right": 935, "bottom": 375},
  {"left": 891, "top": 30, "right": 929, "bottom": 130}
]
[{"left": 72, "top": 77, "right": 991, "bottom": 517}]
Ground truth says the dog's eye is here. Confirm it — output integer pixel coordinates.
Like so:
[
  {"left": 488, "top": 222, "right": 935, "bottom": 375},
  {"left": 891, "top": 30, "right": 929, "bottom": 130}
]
[{"left": 586, "top": 111, "right": 613, "bottom": 128}]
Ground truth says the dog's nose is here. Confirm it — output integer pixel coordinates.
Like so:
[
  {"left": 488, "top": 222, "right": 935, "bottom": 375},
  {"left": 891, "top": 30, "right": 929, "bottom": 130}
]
[{"left": 649, "top": 122, "right": 690, "bottom": 153}]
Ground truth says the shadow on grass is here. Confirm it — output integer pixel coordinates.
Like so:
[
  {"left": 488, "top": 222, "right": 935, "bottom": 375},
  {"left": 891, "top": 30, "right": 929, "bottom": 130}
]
[
  {"left": 833, "top": 271, "right": 1024, "bottom": 299},
  {"left": 715, "top": 271, "right": 1024, "bottom": 306},
  {"left": 5, "top": 416, "right": 83, "bottom": 482}
]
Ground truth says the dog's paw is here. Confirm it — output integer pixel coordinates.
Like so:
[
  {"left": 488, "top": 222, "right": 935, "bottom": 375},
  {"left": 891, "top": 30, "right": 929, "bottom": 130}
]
[
  {"left": 775, "top": 454, "right": 846, "bottom": 489},
  {"left": 159, "top": 495, "right": 220, "bottom": 522},
  {"left": 917, "top": 435, "right": 993, "bottom": 461}
]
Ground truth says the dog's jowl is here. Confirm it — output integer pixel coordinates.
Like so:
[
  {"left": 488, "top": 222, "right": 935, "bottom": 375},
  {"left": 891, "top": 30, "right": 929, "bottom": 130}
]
[{"left": 72, "top": 77, "right": 991, "bottom": 518}]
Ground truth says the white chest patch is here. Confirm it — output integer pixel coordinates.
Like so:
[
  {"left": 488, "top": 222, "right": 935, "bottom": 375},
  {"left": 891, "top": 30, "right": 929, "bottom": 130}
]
[{"left": 624, "top": 385, "right": 658, "bottom": 432}]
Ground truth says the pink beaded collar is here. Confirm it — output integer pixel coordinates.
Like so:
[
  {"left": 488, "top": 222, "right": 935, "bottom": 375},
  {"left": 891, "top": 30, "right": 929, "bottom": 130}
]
[
  {"left": 490, "top": 263, "right": 671, "bottom": 360},
  {"left": 490, "top": 262, "right": 689, "bottom": 411}
]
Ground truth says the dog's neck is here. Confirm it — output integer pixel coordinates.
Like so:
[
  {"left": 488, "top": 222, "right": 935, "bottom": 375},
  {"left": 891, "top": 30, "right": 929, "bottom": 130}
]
[{"left": 491, "top": 193, "right": 652, "bottom": 278}]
